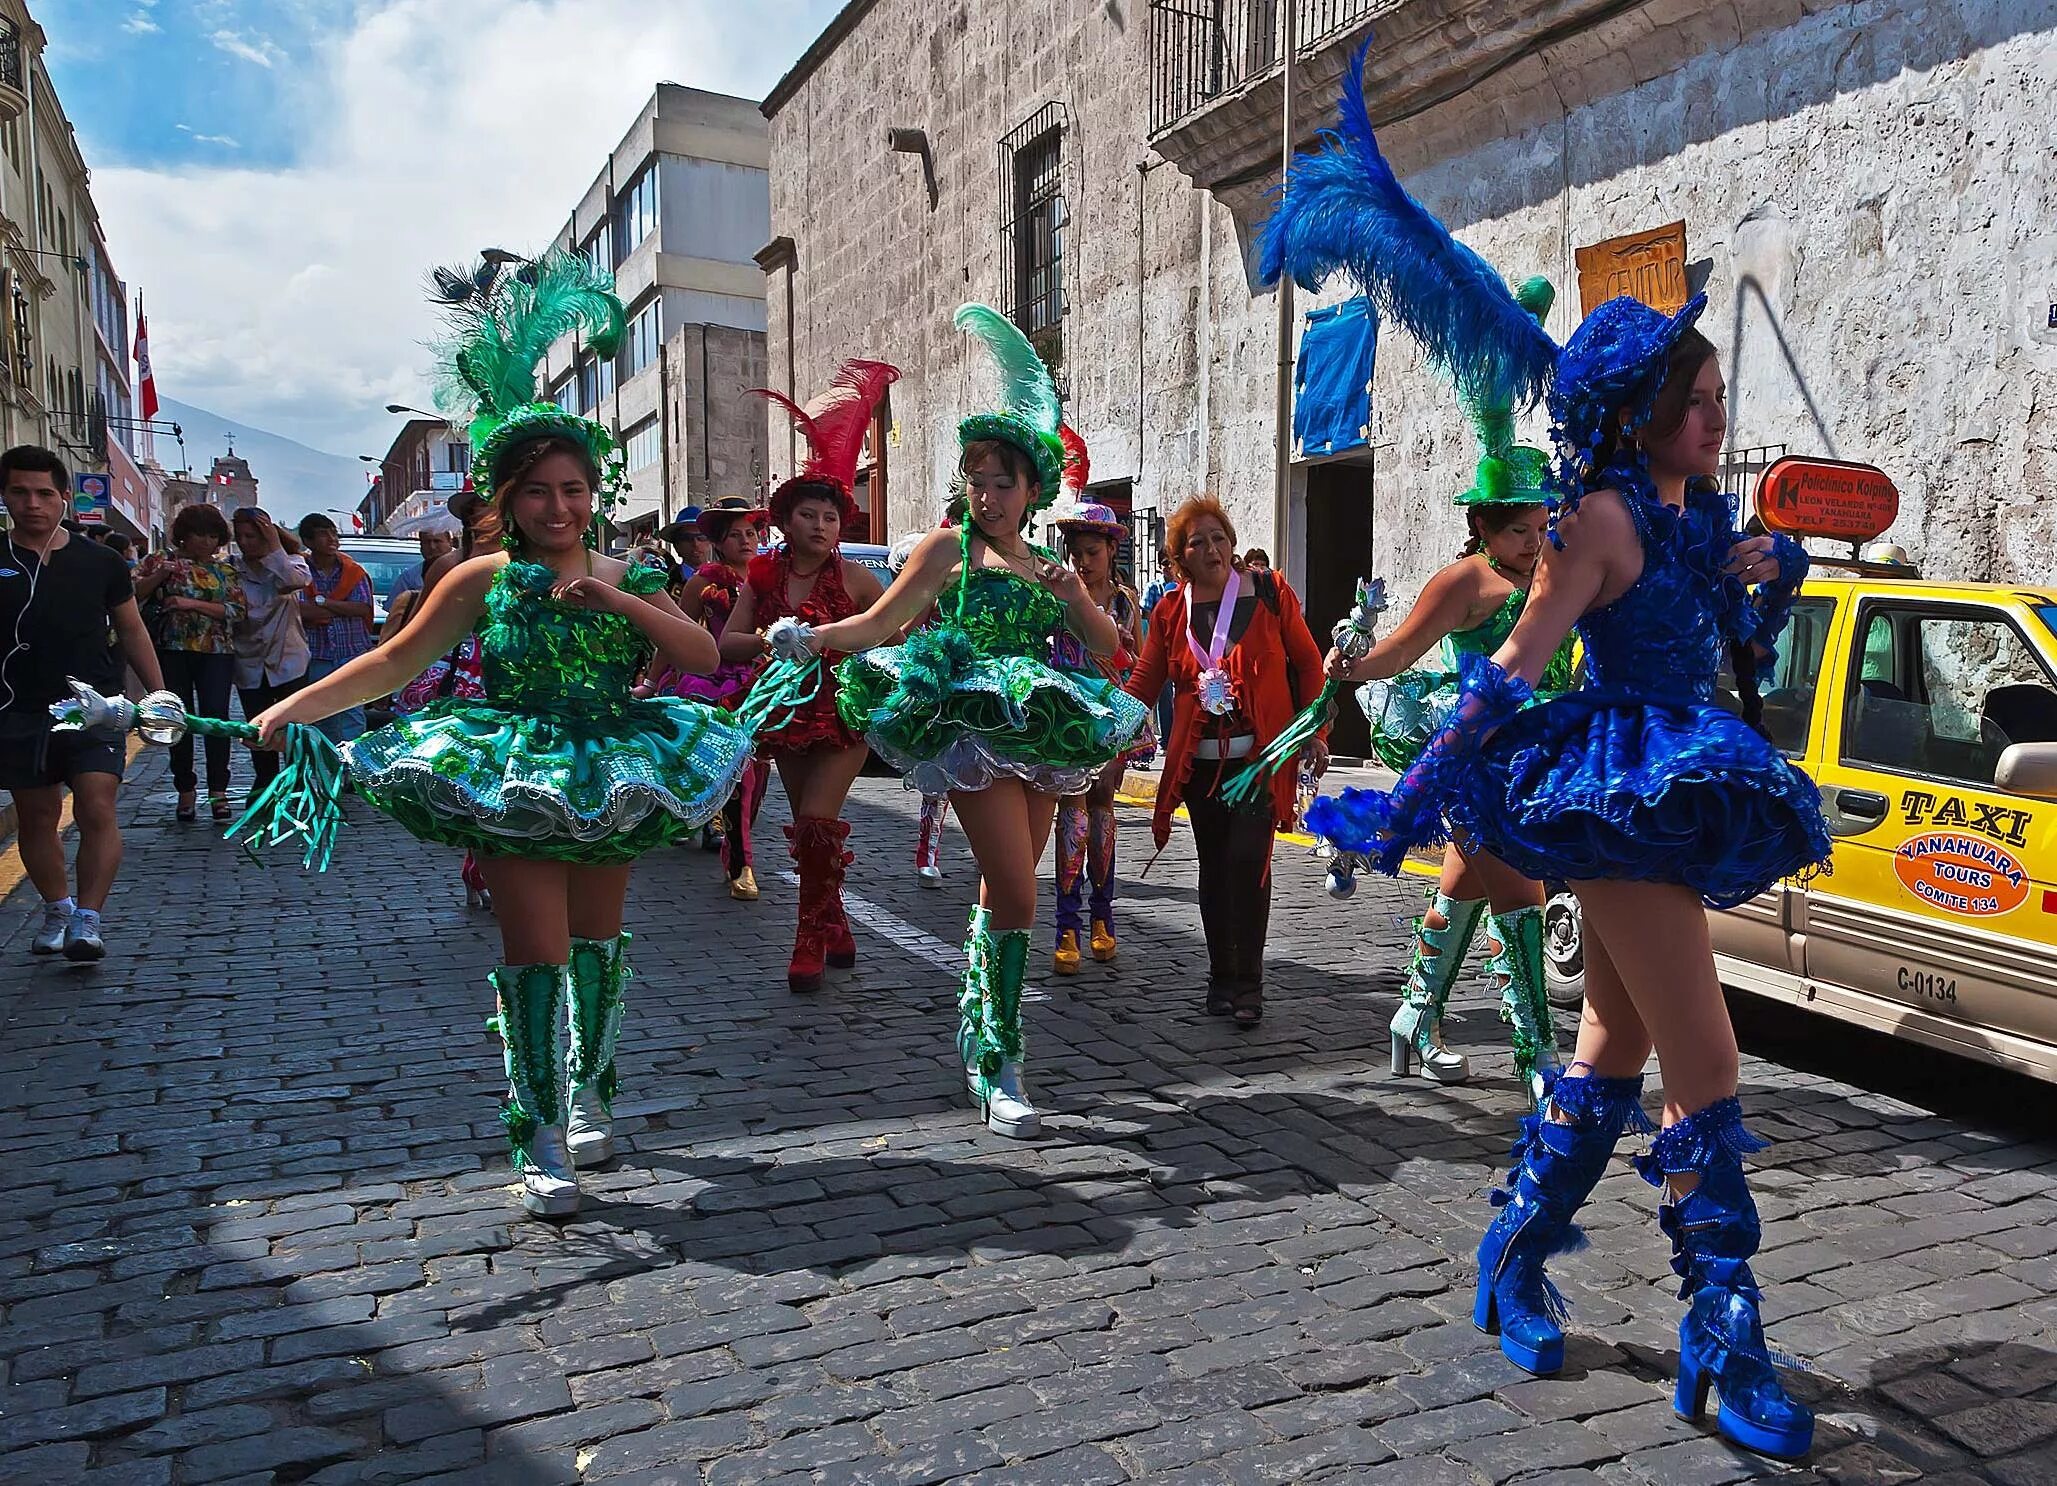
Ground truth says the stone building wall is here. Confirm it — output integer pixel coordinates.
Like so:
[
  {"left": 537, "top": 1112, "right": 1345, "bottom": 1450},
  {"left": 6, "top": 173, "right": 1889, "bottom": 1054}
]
[
  {"left": 667, "top": 322, "right": 770, "bottom": 506},
  {"left": 765, "top": 0, "right": 2057, "bottom": 601}
]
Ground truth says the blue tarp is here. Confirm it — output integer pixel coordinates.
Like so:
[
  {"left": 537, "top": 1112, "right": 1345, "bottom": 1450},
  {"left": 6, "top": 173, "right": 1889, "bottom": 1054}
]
[{"left": 1293, "top": 297, "right": 1376, "bottom": 458}]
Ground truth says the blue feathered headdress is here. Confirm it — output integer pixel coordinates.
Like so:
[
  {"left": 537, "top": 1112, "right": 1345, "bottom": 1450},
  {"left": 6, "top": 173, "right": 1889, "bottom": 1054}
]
[{"left": 1257, "top": 39, "right": 1557, "bottom": 417}]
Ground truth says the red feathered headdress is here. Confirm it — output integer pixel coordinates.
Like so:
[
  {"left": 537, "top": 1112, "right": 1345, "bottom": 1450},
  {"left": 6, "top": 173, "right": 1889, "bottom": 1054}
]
[
  {"left": 1059, "top": 424, "right": 1089, "bottom": 496},
  {"left": 752, "top": 358, "right": 900, "bottom": 531}
]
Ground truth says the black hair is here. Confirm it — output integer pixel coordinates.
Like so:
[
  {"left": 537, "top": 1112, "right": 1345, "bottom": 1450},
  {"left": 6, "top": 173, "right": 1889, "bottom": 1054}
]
[
  {"left": 1459, "top": 502, "right": 1546, "bottom": 559},
  {"left": 297, "top": 513, "right": 338, "bottom": 540},
  {"left": 172, "top": 504, "right": 231, "bottom": 547},
  {"left": 0, "top": 445, "right": 69, "bottom": 492}
]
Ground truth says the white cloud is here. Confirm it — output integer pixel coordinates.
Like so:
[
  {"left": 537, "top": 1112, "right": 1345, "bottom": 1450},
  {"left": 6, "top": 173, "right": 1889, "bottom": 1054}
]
[
  {"left": 173, "top": 125, "right": 242, "bottom": 148},
  {"left": 122, "top": 11, "right": 162, "bottom": 35},
  {"left": 94, "top": 0, "right": 825, "bottom": 456},
  {"left": 209, "top": 28, "right": 286, "bottom": 67}
]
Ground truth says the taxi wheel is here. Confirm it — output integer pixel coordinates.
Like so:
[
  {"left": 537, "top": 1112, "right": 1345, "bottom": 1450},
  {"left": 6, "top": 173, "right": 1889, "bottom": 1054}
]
[{"left": 1543, "top": 888, "right": 1585, "bottom": 1008}]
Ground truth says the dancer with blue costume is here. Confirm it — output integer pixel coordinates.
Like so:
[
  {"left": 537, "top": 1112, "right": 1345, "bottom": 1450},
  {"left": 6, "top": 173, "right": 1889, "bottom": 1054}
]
[
  {"left": 56, "top": 252, "right": 802, "bottom": 1220},
  {"left": 1265, "top": 45, "right": 1829, "bottom": 1460},
  {"left": 771, "top": 306, "right": 1151, "bottom": 1138},
  {"left": 1328, "top": 273, "right": 1577, "bottom": 1100}
]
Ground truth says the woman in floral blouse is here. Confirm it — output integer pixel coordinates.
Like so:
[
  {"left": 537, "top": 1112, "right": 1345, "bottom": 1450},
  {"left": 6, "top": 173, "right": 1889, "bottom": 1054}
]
[{"left": 135, "top": 504, "right": 247, "bottom": 822}]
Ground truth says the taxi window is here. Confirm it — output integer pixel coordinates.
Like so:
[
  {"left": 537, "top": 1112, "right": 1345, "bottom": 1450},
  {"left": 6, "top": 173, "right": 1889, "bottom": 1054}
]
[
  {"left": 1845, "top": 606, "right": 2057, "bottom": 786},
  {"left": 1715, "top": 596, "right": 1831, "bottom": 755}
]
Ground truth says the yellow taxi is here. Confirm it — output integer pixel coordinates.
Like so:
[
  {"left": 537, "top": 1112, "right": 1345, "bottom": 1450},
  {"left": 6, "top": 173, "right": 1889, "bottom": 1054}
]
[{"left": 1534, "top": 460, "right": 2057, "bottom": 1081}]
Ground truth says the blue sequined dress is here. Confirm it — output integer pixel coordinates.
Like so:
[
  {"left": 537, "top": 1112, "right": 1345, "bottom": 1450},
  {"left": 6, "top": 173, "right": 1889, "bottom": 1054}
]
[{"left": 1309, "top": 483, "right": 1831, "bottom": 909}]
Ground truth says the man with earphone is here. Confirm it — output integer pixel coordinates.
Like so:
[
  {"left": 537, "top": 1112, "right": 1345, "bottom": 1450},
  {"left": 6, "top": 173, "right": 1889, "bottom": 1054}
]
[{"left": 0, "top": 446, "right": 165, "bottom": 961}]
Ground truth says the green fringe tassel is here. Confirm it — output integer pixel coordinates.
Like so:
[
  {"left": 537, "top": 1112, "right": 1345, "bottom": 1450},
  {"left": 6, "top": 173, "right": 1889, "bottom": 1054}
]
[
  {"left": 1221, "top": 679, "right": 1341, "bottom": 807},
  {"left": 187, "top": 716, "right": 348, "bottom": 871},
  {"left": 733, "top": 655, "right": 823, "bottom": 739}
]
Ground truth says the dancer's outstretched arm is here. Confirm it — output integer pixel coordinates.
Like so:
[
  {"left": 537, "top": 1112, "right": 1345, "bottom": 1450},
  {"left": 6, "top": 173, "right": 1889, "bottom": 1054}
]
[
  {"left": 809, "top": 528, "right": 961, "bottom": 654},
  {"left": 252, "top": 557, "right": 494, "bottom": 742},
  {"left": 1326, "top": 563, "right": 1477, "bottom": 683}
]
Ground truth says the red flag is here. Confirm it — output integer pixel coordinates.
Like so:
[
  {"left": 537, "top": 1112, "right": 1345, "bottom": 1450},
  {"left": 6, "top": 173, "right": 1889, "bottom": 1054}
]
[
  {"left": 134, "top": 306, "right": 159, "bottom": 420},
  {"left": 350, "top": 511, "right": 365, "bottom": 532}
]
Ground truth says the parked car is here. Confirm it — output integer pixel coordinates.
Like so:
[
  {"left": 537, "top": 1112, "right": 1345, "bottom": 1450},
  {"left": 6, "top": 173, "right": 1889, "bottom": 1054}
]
[
  {"left": 338, "top": 536, "right": 424, "bottom": 632},
  {"left": 1534, "top": 564, "right": 2057, "bottom": 1081}
]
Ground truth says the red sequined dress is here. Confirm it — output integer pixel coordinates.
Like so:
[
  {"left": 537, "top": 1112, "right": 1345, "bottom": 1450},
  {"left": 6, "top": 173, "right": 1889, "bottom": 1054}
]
[{"left": 747, "top": 548, "right": 862, "bottom": 753}]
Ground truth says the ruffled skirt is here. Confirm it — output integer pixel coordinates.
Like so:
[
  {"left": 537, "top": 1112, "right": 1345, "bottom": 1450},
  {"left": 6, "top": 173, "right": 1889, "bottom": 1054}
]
[
  {"left": 343, "top": 695, "right": 751, "bottom": 864},
  {"left": 1455, "top": 690, "right": 1830, "bottom": 909},
  {"left": 837, "top": 633, "right": 1152, "bottom": 797}
]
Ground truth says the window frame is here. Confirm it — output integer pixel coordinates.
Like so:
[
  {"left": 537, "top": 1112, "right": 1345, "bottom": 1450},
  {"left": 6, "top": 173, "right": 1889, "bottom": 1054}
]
[
  {"left": 1714, "top": 593, "right": 1836, "bottom": 758},
  {"left": 618, "top": 296, "right": 662, "bottom": 383},
  {"left": 999, "top": 103, "right": 1069, "bottom": 376},
  {"left": 1839, "top": 598, "right": 2057, "bottom": 788},
  {"left": 616, "top": 163, "right": 659, "bottom": 262},
  {"left": 622, "top": 416, "right": 661, "bottom": 475}
]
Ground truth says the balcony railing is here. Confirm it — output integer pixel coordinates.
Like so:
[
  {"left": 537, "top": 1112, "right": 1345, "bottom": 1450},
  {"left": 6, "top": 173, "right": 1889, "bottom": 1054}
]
[
  {"left": 0, "top": 19, "right": 23, "bottom": 97},
  {"left": 1148, "top": 0, "right": 1394, "bottom": 136}
]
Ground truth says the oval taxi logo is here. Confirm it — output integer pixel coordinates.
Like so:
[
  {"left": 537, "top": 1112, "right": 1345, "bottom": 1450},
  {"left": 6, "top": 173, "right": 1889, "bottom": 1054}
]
[{"left": 1894, "top": 831, "right": 2030, "bottom": 918}]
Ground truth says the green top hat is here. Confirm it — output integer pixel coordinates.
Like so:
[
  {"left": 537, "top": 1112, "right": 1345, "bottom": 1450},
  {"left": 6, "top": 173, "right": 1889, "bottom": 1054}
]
[{"left": 1454, "top": 276, "right": 1554, "bottom": 509}]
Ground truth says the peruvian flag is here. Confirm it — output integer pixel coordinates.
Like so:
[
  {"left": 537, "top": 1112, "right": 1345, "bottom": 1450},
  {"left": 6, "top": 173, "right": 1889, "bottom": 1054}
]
[
  {"left": 135, "top": 303, "right": 159, "bottom": 420},
  {"left": 350, "top": 511, "right": 365, "bottom": 532}
]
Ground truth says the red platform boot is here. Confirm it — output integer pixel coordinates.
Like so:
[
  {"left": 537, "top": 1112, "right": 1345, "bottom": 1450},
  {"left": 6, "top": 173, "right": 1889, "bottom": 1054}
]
[{"left": 785, "top": 817, "right": 846, "bottom": 993}]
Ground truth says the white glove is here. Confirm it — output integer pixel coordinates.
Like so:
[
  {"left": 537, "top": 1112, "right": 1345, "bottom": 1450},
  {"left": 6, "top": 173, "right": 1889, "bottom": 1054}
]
[
  {"left": 765, "top": 617, "right": 818, "bottom": 662},
  {"left": 49, "top": 680, "right": 138, "bottom": 738}
]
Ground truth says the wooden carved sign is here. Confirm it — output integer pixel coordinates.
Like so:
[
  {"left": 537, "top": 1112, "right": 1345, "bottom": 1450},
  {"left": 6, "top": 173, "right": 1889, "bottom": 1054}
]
[
  {"left": 1755, "top": 456, "right": 1900, "bottom": 543},
  {"left": 1575, "top": 221, "right": 1690, "bottom": 317}
]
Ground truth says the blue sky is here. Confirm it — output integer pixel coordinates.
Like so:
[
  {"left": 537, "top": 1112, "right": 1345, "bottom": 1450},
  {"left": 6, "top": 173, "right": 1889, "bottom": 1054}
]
[
  {"left": 43, "top": 1, "right": 357, "bottom": 170},
  {"left": 38, "top": 1, "right": 843, "bottom": 458}
]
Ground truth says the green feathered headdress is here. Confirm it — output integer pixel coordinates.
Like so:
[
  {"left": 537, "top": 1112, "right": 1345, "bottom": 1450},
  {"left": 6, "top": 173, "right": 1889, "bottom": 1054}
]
[
  {"left": 1455, "top": 275, "right": 1554, "bottom": 508},
  {"left": 426, "top": 250, "right": 629, "bottom": 509},
  {"left": 954, "top": 303, "right": 1065, "bottom": 512}
]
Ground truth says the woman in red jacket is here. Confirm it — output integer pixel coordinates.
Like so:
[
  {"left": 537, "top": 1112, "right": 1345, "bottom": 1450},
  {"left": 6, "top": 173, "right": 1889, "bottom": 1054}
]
[{"left": 1124, "top": 497, "right": 1328, "bottom": 1025}]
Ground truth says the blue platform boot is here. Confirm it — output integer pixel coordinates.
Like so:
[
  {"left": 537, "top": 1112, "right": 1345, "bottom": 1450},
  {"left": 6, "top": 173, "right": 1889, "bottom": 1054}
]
[
  {"left": 1638, "top": 1098, "right": 1814, "bottom": 1460},
  {"left": 1474, "top": 1067, "right": 1651, "bottom": 1374}
]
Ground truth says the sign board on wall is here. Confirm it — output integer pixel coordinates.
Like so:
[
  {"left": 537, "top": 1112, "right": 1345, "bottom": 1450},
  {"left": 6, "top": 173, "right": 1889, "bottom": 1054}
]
[
  {"left": 72, "top": 472, "right": 111, "bottom": 528},
  {"left": 1575, "top": 221, "right": 1690, "bottom": 317}
]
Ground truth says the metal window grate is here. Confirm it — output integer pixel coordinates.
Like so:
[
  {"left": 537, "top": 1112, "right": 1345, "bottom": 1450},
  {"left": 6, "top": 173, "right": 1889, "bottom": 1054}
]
[
  {"left": 0, "top": 21, "right": 21, "bottom": 94},
  {"left": 1148, "top": 0, "right": 1396, "bottom": 136},
  {"left": 1721, "top": 444, "right": 1788, "bottom": 510},
  {"left": 1000, "top": 103, "right": 1069, "bottom": 375}
]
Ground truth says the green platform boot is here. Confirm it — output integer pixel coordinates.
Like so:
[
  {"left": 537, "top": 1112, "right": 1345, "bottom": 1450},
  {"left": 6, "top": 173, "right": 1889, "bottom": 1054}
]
[
  {"left": 490, "top": 962, "right": 577, "bottom": 1217},
  {"left": 567, "top": 932, "right": 629, "bottom": 1168},
  {"left": 1488, "top": 905, "right": 1562, "bottom": 1106},
  {"left": 1389, "top": 891, "right": 1486, "bottom": 1082},
  {"left": 958, "top": 910, "right": 1038, "bottom": 1139}
]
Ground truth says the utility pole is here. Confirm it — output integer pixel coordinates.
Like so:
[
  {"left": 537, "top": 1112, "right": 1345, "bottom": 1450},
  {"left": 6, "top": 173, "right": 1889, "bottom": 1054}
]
[{"left": 1271, "top": 0, "right": 1299, "bottom": 573}]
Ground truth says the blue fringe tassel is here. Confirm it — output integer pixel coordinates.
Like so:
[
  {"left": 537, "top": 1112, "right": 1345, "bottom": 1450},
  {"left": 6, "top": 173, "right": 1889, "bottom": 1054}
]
[{"left": 1633, "top": 1096, "right": 1769, "bottom": 1186}]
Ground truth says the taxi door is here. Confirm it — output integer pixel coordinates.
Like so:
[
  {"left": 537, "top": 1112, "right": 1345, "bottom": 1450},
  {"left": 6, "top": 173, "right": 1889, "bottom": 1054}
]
[
  {"left": 1801, "top": 596, "right": 2057, "bottom": 1073},
  {"left": 1707, "top": 593, "right": 1845, "bottom": 977}
]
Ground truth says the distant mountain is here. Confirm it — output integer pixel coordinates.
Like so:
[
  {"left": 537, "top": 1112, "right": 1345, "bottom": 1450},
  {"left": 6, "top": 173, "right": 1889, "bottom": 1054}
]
[{"left": 155, "top": 397, "right": 366, "bottom": 523}]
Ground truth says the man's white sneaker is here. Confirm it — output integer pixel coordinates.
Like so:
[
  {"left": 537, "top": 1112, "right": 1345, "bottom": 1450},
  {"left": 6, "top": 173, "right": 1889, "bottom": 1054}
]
[
  {"left": 62, "top": 910, "right": 106, "bottom": 963},
  {"left": 566, "top": 1087, "right": 614, "bottom": 1167},
  {"left": 520, "top": 1125, "right": 581, "bottom": 1216},
  {"left": 30, "top": 902, "right": 71, "bottom": 956}
]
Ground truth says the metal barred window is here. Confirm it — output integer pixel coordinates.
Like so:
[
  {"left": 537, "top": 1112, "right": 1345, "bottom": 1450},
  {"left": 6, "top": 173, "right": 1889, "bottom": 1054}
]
[
  {"left": 1148, "top": 0, "right": 1396, "bottom": 135},
  {"left": 1000, "top": 103, "right": 1069, "bottom": 374}
]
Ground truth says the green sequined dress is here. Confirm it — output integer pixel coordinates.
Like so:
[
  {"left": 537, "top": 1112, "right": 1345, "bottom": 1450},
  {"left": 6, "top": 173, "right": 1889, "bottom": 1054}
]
[
  {"left": 1359, "top": 587, "right": 1579, "bottom": 772},
  {"left": 345, "top": 560, "right": 752, "bottom": 864},
  {"left": 835, "top": 529, "right": 1152, "bottom": 796}
]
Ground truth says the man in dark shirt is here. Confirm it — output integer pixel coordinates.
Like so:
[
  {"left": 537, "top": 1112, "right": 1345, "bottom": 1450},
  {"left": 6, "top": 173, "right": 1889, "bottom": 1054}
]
[{"left": 0, "top": 446, "right": 164, "bottom": 960}]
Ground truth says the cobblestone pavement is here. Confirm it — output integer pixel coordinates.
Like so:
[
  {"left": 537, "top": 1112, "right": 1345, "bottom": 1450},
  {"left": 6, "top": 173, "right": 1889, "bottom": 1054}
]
[{"left": 5, "top": 750, "right": 2057, "bottom": 1486}]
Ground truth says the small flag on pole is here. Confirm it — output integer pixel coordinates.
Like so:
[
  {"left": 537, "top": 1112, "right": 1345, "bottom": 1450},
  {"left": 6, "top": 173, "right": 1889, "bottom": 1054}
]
[{"left": 134, "top": 300, "right": 159, "bottom": 420}]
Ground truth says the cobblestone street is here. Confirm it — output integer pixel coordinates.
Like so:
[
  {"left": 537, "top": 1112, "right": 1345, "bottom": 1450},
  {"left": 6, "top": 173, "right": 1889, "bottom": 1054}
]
[{"left": 4, "top": 752, "right": 2056, "bottom": 1485}]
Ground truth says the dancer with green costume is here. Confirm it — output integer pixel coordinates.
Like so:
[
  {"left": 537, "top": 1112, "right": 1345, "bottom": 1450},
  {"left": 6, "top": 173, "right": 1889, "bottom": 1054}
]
[
  {"left": 1329, "top": 276, "right": 1578, "bottom": 1102},
  {"left": 769, "top": 306, "right": 1151, "bottom": 1138},
  {"left": 55, "top": 252, "right": 806, "bottom": 1218}
]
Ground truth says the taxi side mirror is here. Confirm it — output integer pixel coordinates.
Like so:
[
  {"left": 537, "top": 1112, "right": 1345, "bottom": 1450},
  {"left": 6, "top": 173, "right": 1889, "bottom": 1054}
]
[{"left": 1995, "top": 742, "right": 2057, "bottom": 801}]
